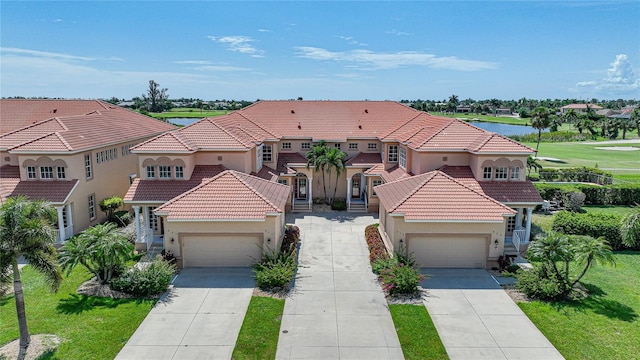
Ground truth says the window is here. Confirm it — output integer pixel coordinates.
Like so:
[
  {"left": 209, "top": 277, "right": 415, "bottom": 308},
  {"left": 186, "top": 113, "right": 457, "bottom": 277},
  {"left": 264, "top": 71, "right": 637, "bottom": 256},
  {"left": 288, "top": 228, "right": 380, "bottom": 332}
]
[
  {"left": 348, "top": 143, "right": 358, "bottom": 150},
  {"left": 175, "top": 166, "right": 184, "bottom": 179},
  {"left": 507, "top": 216, "right": 516, "bottom": 232},
  {"left": 146, "top": 165, "right": 156, "bottom": 179},
  {"left": 56, "top": 166, "right": 66, "bottom": 179},
  {"left": 40, "top": 166, "right": 53, "bottom": 179},
  {"left": 148, "top": 206, "right": 159, "bottom": 231},
  {"left": 85, "top": 154, "right": 92, "bottom": 179},
  {"left": 88, "top": 194, "right": 96, "bottom": 220},
  {"left": 372, "top": 179, "right": 382, "bottom": 196},
  {"left": 388, "top": 145, "right": 398, "bottom": 162},
  {"left": 510, "top": 167, "right": 520, "bottom": 180},
  {"left": 159, "top": 165, "right": 171, "bottom": 178},
  {"left": 282, "top": 142, "right": 291, "bottom": 150},
  {"left": 368, "top": 143, "right": 378, "bottom": 151},
  {"left": 263, "top": 144, "right": 272, "bottom": 162},
  {"left": 301, "top": 142, "right": 311, "bottom": 150},
  {"left": 399, "top": 147, "right": 407, "bottom": 169},
  {"left": 483, "top": 167, "right": 492, "bottom": 180},
  {"left": 495, "top": 167, "right": 508, "bottom": 180},
  {"left": 334, "top": 143, "right": 342, "bottom": 149},
  {"left": 27, "top": 166, "right": 36, "bottom": 179},
  {"left": 277, "top": 179, "right": 288, "bottom": 185}
]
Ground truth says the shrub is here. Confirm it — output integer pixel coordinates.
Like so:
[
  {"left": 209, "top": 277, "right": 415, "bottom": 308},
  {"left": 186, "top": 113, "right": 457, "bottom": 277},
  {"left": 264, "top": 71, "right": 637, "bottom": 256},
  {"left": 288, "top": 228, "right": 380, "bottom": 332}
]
[
  {"left": 371, "top": 257, "right": 397, "bottom": 275},
  {"left": 379, "top": 263, "right": 424, "bottom": 295},
  {"left": 99, "top": 196, "right": 123, "bottom": 219},
  {"left": 112, "top": 210, "right": 131, "bottom": 227},
  {"left": 516, "top": 266, "right": 571, "bottom": 301},
  {"left": 281, "top": 225, "right": 300, "bottom": 255},
  {"left": 509, "top": 131, "right": 588, "bottom": 143},
  {"left": 534, "top": 183, "right": 640, "bottom": 206},
  {"left": 110, "top": 256, "right": 176, "bottom": 297},
  {"left": 254, "top": 249, "right": 297, "bottom": 290},
  {"left": 552, "top": 211, "right": 624, "bottom": 249},
  {"left": 331, "top": 198, "right": 347, "bottom": 211},
  {"left": 365, "top": 224, "right": 388, "bottom": 262},
  {"left": 562, "top": 191, "right": 586, "bottom": 212}
]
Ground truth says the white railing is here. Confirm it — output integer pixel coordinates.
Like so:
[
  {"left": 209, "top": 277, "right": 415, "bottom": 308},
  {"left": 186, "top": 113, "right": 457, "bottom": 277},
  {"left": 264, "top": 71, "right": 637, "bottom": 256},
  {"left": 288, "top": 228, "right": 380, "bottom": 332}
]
[
  {"left": 54, "top": 225, "right": 74, "bottom": 244},
  {"left": 512, "top": 229, "right": 526, "bottom": 253},
  {"left": 143, "top": 227, "right": 154, "bottom": 251}
]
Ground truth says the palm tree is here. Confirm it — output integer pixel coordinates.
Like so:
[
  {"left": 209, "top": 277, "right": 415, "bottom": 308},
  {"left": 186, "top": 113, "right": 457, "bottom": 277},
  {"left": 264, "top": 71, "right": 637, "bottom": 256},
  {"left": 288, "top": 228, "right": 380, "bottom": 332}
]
[
  {"left": 325, "top": 147, "right": 347, "bottom": 204},
  {"left": 631, "top": 108, "right": 640, "bottom": 137},
  {"left": 530, "top": 107, "right": 551, "bottom": 153},
  {"left": 305, "top": 141, "right": 329, "bottom": 204},
  {"left": 59, "top": 222, "right": 133, "bottom": 284},
  {"left": 562, "top": 108, "right": 578, "bottom": 131},
  {"left": 0, "top": 196, "right": 62, "bottom": 360},
  {"left": 570, "top": 235, "right": 615, "bottom": 286},
  {"left": 527, "top": 156, "right": 543, "bottom": 177},
  {"left": 527, "top": 232, "right": 572, "bottom": 281},
  {"left": 621, "top": 208, "right": 640, "bottom": 248}
]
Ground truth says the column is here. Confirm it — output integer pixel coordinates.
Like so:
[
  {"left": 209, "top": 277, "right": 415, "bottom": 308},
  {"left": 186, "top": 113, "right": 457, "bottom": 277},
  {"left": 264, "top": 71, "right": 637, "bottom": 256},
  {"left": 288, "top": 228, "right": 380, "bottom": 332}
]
[
  {"left": 346, "top": 177, "right": 352, "bottom": 208},
  {"left": 65, "top": 203, "right": 73, "bottom": 236},
  {"left": 525, "top": 207, "right": 533, "bottom": 243},
  {"left": 55, "top": 206, "right": 65, "bottom": 242},
  {"left": 515, "top": 208, "right": 523, "bottom": 229},
  {"left": 308, "top": 177, "right": 313, "bottom": 208},
  {"left": 133, "top": 206, "right": 141, "bottom": 243}
]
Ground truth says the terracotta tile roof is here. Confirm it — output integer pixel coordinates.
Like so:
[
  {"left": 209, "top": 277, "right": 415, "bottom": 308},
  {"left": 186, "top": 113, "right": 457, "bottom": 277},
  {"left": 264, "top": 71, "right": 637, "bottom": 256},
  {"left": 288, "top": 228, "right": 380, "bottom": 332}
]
[
  {"left": 0, "top": 99, "right": 111, "bottom": 134},
  {"left": 251, "top": 165, "right": 279, "bottom": 182},
  {"left": 364, "top": 164, "right": 412, "bottom": 183},
  {"left": 467, "top": 133, "right": 534, "bottom": 153},
  {"left": 439, "top": 166, "right": 543, "bottom": 204},
  {"left": 1, "top": 105, "right": 176, "bottom": 152},
  {"left": 276, "top": 152, "right": 308, "bottom": 175},
  {"left": 154, "top": 170, "right": 289, "bottom": 220},
  {"left": 561, "top": 104, "right": 602, "bottom": 110},
  {"left": 345, "top": 152, "right": 382, "bottom": 166},
  {"left": 1, "top": 165, "right": 78, "bottom": 203},
  {"left": 375, "top": 170, "right": 516, "bottom": 221},
  {"left": 124, "top": 165, "right": 226, "bottom": 203}
]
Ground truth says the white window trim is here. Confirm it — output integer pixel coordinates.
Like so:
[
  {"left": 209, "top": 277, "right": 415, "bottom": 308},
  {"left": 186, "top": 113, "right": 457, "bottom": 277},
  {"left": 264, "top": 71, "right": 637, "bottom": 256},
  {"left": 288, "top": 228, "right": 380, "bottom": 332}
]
[
  {"left": 175, "top": 166, "right": 184, "bottom": 179},
  {"left": 263, "top": 144, "right": 272, "bottom": 162},
  {"left": 372, "top": 179, "right": 382, "bottom": 197},
  {"left": 388, "top": 145, "right": 398, "bottom": 162},
  {"left": 367, "top": 143, "right": 378, "bottom": 151},
  {"left": 56, "top": 166, "right": 66, "bottom": 179},
  {"left": 495, "top": 167, "right": 508, "bottom": 180},
  {"left": 146, "top": 165, "right": 156, "bottom": 179},
  {"left": 88, "top": 194, "right": 96, "bottom": 220},
  {"left": 40, "top": 166, "right": 53, "bottom": 179},
  {"left": 158, "top": 165, "right": 171, "bottom": 179},
  {"left": 301, "top": 142, "right": 311, "bottom": 150},
  {"left": 282, "top": 142, "right": 292, "bottom": 150},
  {"left": 27, "top": 166, "right": 37, "bottom": 179},
  {"left": 348, "top": 143, "right": 358, "bottom": 150},
  {"left": 510, "top": 167, "right": 520, "bottom": 180},
  {"left": 399, "top": 147, "right": 407, "bottom": 169},
  {"left": 85, "top": 154, "right": 93, "bottom": 179},
  {"left": 483, "top": 167, "right": 492, "bottom": 180}
]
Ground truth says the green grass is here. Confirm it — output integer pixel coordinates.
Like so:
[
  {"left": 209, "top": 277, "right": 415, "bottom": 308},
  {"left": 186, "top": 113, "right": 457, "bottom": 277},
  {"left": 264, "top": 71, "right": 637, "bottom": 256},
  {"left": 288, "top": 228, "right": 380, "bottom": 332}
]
[
  {"left": 583, "top": 205, "right": 637, "bottom": 216},
  {"left": 232, "top": 296, "right": 285, "bottom": 360},
  {"left": 439, "top": 113, "right": 529, "bottom": 125},
  {"left": 531, "top": 205, "right": 635, "bottom": 239},
  {"left": 148, "top": 108, "right": 229, "bottom": 119},
  {"left": 524, "top": 141, "right": 640, "bottom": 174},
  {"left": 389, "top": 304, "right": 448, "bottom": 360},
  {"left": 519, "top": 252, "right": 640, "bottom": 360},
  {"left": 0, "top": 266, "right": 156, "bottom": 359}
]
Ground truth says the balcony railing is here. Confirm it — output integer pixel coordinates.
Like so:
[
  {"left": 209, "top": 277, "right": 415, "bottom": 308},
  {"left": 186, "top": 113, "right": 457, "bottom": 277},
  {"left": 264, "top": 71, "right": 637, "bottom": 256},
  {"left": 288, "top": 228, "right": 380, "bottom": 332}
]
[
  {"left": 54, "top": 225, "right": 74, "bottom": 244},
  {"left": 511, "top": 228, "right": 526, "bottom": 254}
]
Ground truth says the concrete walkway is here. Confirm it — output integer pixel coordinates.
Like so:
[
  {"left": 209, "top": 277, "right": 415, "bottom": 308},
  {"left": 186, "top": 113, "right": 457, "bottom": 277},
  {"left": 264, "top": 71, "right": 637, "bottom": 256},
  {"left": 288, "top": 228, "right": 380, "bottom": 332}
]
[
  {"left": 116, "top": 268, "right": 254, "bottom": 360},
  {"left": 422, "top": 269, "right": 564, "bottom": 360},
  {"left": 276, "top": 214, "right": 403, "bottom": 359}
]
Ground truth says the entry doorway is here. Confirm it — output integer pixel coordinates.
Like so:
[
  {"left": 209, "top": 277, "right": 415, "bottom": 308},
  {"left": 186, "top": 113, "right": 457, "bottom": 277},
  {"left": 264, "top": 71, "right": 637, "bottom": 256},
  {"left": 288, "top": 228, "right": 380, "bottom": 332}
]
[{"left": 295, "top": 175, "right": 308, "bottom": 200}]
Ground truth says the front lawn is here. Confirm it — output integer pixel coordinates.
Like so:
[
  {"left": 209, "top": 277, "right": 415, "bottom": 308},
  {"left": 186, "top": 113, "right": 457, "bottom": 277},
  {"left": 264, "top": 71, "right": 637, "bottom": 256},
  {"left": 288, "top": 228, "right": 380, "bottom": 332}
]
[
  {"left": 232, "top": 296, "right": 285, "bottom": 359},
  {"left": 519, "top": 252, "right": 640, "bottom": 360},
  {"left": 0, "top": 266, "right": 156, "bottom": 359},
  {"left": 389, "top": 304, "right": 448, "bottom": 360}
]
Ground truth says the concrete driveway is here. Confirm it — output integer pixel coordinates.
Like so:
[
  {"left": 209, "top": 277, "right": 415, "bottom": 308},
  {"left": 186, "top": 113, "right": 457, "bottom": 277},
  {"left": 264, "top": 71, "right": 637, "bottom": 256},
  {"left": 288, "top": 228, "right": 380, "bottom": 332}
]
[
  {"left": 276, "top": 213, "right": 403, "bottom": 360},
  {"left": 422, "top": 269, "right": 564, "bottom": 360},
  {"left": 116, "top": 268, "right": 254, "bottom": 360}
]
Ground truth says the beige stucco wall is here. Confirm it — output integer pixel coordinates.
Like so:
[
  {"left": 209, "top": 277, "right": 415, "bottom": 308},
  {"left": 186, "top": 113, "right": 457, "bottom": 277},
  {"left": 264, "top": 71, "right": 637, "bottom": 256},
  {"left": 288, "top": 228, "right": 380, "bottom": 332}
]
[
  {"left": 411, "top": 151, "right": 470, "bottom": 175},
  {"left": 161, "top": 214, "right": 284, "bottom": 259},
  {"left": 470, "top": 154, "right": 528, "bottom": 181},
  {"left": 193, "top": 151, "right": 252, "bottom": 173},
  {"left": 0, "top": 152, "right": 18, "bottom": 167},
  {"left": 137, "top": 155, "right": 196, "bottom": 180}
]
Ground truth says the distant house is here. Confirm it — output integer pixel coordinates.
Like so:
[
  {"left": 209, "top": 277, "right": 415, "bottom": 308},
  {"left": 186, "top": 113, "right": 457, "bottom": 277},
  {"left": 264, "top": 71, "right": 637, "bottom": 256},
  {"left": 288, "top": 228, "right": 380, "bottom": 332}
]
[
  {"left": 124, "top": 100, "right": 542, "bottom": 269},
  {"left": 496, "top": 108, "right": 512, "bottom": 115},
  {"left": 560, "top": 103, "right": 603, "bottom": 114},
  {"left": 0, "top": 100, "right": 176, "bottom": 243},
  {"left": 456, "top": 105, "right": 471, "bottom": 113}
]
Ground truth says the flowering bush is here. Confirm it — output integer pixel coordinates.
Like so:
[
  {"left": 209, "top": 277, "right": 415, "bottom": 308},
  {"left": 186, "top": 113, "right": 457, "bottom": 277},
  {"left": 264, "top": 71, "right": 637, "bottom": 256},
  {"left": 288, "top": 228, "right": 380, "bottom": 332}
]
[{"left": 379, "top": 262, "right": 424, "bottom": 295}]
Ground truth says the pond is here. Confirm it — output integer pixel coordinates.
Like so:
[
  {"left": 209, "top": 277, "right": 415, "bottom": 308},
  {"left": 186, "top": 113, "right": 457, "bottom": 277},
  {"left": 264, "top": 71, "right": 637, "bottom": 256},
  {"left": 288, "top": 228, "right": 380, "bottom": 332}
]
[
  {"left": 165, "top": 117, "right": 542, "bottom": 137},
  {"left": 468, "top": 121, "right": 543, "bottom": 136}
]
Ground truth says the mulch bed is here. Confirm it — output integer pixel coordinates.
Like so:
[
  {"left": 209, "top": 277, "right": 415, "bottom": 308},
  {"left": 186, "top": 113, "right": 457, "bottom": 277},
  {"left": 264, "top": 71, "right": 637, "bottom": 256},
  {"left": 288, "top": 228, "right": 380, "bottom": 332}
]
[{"left": 0, "top": 334, "right": 61, "bottom": 360}]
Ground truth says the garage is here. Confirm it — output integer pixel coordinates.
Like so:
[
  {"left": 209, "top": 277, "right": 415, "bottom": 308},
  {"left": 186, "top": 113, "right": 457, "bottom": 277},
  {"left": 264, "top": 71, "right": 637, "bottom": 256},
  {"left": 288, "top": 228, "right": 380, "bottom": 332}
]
[
  {"left": 408, "top": 234, "right": 488, "bottom": 268},
  {"left": 182, "top": 234, "right": 263, "bottom": 267}
]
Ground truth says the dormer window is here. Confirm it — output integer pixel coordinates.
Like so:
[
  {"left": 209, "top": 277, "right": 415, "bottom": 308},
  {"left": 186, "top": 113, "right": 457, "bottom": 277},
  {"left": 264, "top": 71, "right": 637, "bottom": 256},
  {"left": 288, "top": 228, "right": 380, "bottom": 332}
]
[
  {"left": 40, "top": 166, "right": 53, "bottom": 179},
  {"left": 282, "top": 142, "right": 292, "bottom": 150},
  {"left": 388, "top": 145, "right": 398, "bottom": 162},
  {"left": 175, "top": 166, "right": 184, "bottom": 179},
  {"left": 146, "top": 166, "right": 155, "bottom": 179},
  {"left": 301, "top": 142, "right": 311, "bottom": 150},
  {"left": 495, "top": 167, "right": 508, "bottom": 180},
  {"left": 263, "top": 144, "right": 272, "bottom": 162},
  {"left": 368, "top": 143, "right": 377, "bottom": 151},
  {"left": 159, "top": 165, "right": 171, "bottom": 179},
  {"left": 348, "top": 143, "right": 358, "bottom": 150},
  {"left": 56, "top": 166, "right": 66, "bottom": 179},
  {"left": 510, "top": 167, "right": 520, "bottom": 180},
  {"left": 483, "top": 167, "right": 492, "bottom": 180},
  {"left": 27, "top": 166, "right": 37, "bottom": 179},
  {"left": 399, "top": 147, "right": 407, "bottom": 169}
]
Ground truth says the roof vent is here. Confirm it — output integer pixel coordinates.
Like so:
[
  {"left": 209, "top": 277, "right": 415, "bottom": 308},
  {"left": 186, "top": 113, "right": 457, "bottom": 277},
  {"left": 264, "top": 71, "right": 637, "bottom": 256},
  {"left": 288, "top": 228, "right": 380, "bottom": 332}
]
[
  {"left": 358, "top": 125, "right": 362, "bottom": 129},
  {"left": 297, "top": 122, "right": 301, "bottom": 129},
  {"left": 52, "top": 109, "right": 57, "bottom": 113},
  {"left": 291, "top": 109, "right": 295, "bottom": 114},
  {"left": 364, "top": 109, "right": 368, "bottom": 113}
]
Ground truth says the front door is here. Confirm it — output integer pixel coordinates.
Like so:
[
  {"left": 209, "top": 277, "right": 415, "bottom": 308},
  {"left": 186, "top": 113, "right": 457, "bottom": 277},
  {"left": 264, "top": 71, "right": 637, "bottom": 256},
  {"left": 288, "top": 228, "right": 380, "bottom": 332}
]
[
  {"left": 505, "top": 216, "right": 516, "bottom": 237},
  {"left": 352, "top": 178, "right": 360, "bottom": 198},
  {"left": 295, "top": 177, "right": 307, "bottom": 200}
]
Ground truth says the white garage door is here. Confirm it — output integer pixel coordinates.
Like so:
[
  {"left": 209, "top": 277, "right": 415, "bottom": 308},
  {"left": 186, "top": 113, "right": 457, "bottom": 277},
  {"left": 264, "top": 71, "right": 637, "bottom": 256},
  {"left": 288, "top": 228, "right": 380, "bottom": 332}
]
[
  {"left": 408, "top": 234, "right": 488, "bottom": 268},
  {"left": 182, "top": 234, "right": 263, "bottom": 267}
]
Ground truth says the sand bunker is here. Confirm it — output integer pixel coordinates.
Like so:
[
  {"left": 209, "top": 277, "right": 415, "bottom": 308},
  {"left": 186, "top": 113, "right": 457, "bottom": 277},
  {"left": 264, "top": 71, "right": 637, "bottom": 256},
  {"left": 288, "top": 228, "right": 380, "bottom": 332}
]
[{"left": 594, "top": 147, "right": 639, "bottom": 151}]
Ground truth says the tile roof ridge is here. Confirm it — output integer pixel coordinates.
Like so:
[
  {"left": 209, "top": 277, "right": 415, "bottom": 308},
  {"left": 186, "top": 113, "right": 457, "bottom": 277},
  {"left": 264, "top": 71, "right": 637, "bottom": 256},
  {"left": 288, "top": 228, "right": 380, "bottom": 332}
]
[
  {"left": 169, "top": 131, "right": 197, "bottom": 151},
  {"left": 203, "top": 118, "right": 255, "bottom": 148},
  {"left": 379, "top": 112, "right": 423, "bottom": 140},
  {"left": 229, "top": 170, "right": 283, "bottom": 212},
  {"left": 7, "top": 131, "right": 58, "bottom": 151},
  {"left": 155, "top": 169, "right": 233, "bottom": 211},
  {"left": 386, "top": 171, "right": 438, "bottom": 213},
  {"left": 435, "top": 171, "right": 515, "bottom": 212},
  {"left": 53, "top": 132, "right": 74, "bottom": 151},
  {"left": 0, "top": 117, "right": 67, "bottom": 137},
  {"left": 235, "top": 111, "right": 281, "bottom": 139},
  {"left": 468, "top": 132, "right": 494, "bottom": 151}
]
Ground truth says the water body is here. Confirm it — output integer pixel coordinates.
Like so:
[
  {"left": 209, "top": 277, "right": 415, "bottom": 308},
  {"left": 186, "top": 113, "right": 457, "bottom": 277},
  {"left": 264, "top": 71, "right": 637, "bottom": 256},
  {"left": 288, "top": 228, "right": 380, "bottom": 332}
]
[
  {"left": 166, "top": 117, "right": 540, "bottom": 137},
  {"left": 468, "top": 121, "right": 542, "bottom": 136}
]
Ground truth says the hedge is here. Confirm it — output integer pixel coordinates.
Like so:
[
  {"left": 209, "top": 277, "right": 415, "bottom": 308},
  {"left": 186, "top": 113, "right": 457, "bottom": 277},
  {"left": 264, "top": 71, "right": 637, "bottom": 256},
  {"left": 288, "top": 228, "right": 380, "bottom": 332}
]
[
  {"left": 552, "top": 211, "right": 626, "bottom": 250},
  {"left": 537, "top": 167, "right": 613, "bottom": 185},
  {"left": 534, "top": 183, "right": 640, "bottom": 206}
]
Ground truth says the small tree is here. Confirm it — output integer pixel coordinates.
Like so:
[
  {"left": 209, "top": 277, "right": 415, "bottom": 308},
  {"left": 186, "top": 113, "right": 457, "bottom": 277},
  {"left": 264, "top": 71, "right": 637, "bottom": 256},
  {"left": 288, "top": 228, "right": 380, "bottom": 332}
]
[
  {"left": 58, "top": 223, "right": 133, "bottom": 284},
  {"left": 0, "top": 196, "right": 62, "bottom": 359},
  {"left": 621, "top": 208, "right": 640, "bottom": 248},
  {"left": 142, "top": 80, "right": 169, "bottom": 112},
  {"left": 99, "top": 196, "right": 123, "bottom": 220},
  {"left": 530, "top": 107, "right": 551, "bottom": 153},
  {"left": 305, "top": 141, "right": 329, "bottom": 204}
]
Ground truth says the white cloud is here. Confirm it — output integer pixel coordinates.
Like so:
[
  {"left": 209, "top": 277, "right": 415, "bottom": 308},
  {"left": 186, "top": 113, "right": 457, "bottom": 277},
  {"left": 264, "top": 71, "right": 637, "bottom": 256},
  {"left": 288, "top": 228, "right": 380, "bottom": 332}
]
[
  {"left": 173, "top": 60, "right": 212, "bottom": 65},
  {"left": 0, "top": 47, "right": 124, "bottom": 62},
  {"left": 54, "top": 19, "right": 63, "bottom": 23},
  {"left": 295, "top": 47, "right": 498, "bottom": 71},
  {"left": 257, "top": 29, "right": 271, "bottom": 33},
  {"left": 576, "top": 54, "right": 639, "bottom": 93},
  {"left": 387, "top": 30, "right": 413, "bottom": 36},
  {"left": 208, "top": 35, "right": 264, "bottom": 57},
  {"left": 338, "top": 36, "right": 367, "bottom": 47},
  {"left": 192, "top": 65, "right": 252, "bottom": 72}
]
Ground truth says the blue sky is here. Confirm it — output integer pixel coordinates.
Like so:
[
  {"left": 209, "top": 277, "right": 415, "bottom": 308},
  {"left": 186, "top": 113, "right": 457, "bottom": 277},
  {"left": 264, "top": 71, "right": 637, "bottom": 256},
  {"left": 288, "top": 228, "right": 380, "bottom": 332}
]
[{"left": 1, "top": 1, "right": 639, "bottom": 101}]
